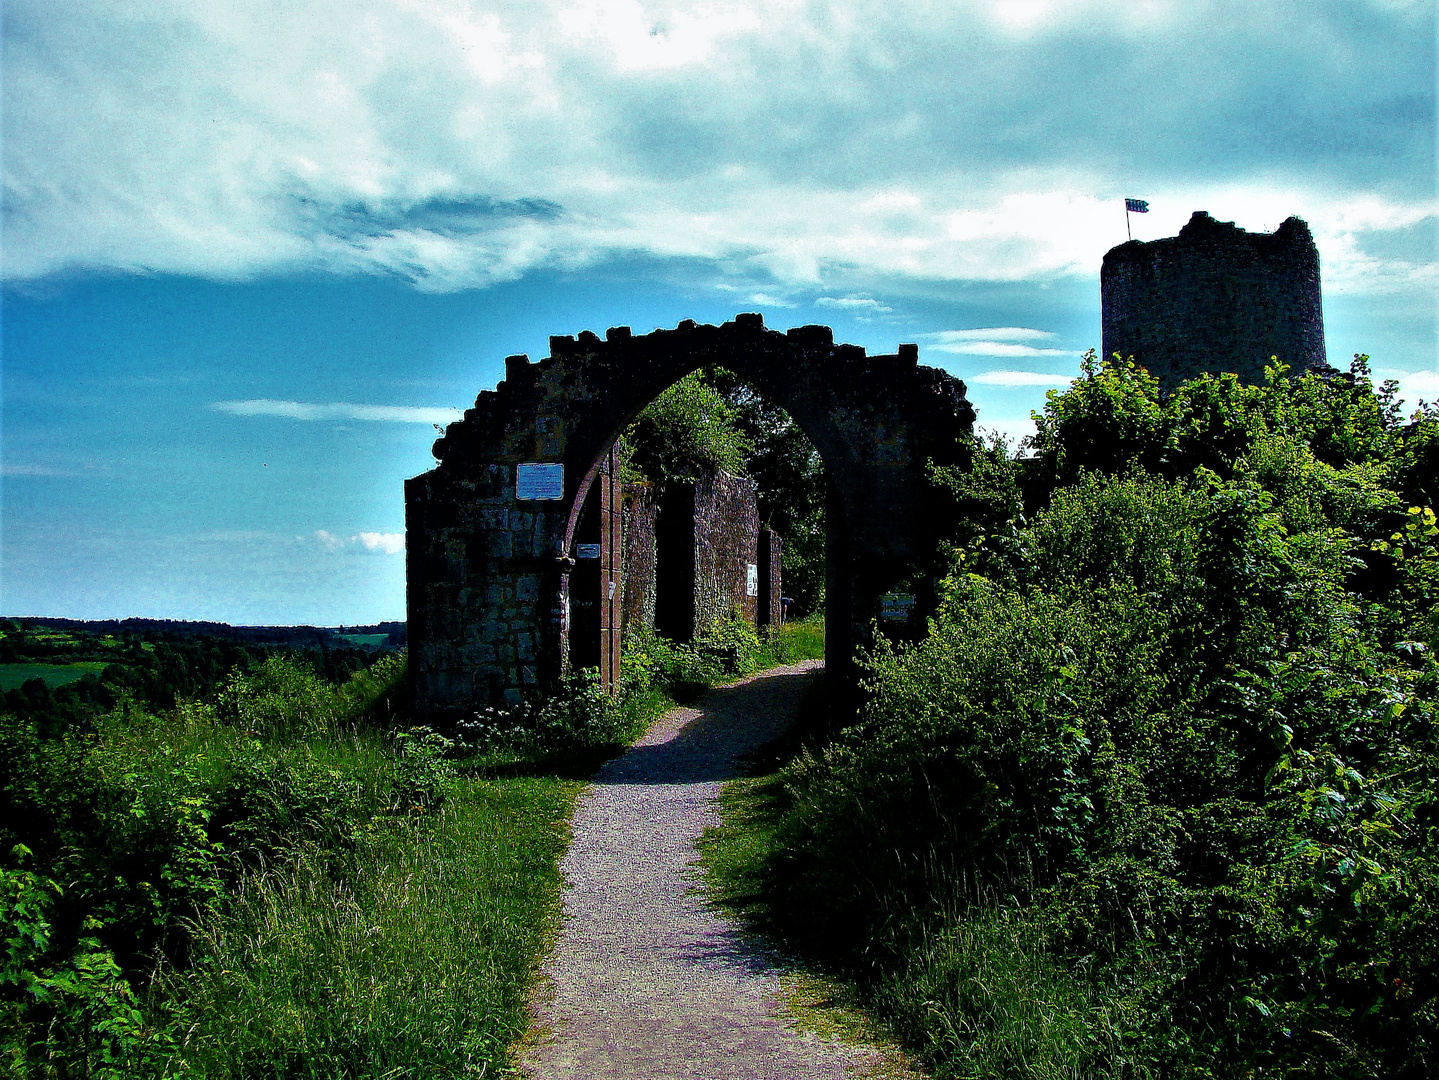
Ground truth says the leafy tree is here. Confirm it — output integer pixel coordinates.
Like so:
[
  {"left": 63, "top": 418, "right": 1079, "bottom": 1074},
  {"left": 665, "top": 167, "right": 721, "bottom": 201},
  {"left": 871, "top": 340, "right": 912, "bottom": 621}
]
[{"left": 622, "top": 370, "right": 753, "bottom": 484}]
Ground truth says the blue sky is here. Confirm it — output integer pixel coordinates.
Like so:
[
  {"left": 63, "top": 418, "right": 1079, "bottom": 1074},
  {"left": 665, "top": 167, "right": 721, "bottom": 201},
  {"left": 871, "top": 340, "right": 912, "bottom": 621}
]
[{"left": 3, "top": 0, "right": 1435, "bottom": 624}]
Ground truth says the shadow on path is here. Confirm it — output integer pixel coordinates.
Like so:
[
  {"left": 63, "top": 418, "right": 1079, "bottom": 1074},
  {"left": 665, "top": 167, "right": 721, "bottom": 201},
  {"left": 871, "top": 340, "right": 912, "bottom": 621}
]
[
  {"left": 594, "top": 664, "right": 821, "bottom": 786},
  {"left": 520, "top": 659, "right": 904, "bottom": 1080}
]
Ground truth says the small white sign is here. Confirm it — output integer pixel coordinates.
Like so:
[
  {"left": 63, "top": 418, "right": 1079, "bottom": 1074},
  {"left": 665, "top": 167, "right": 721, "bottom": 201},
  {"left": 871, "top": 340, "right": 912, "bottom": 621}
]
[
  {"left": 746, "top": 563, "right": 759, "bottom": 597},
  {"left": 516, "top": 462, "right": 564, "bottom": 500},
  {"left": 576, "top": 543, "right": 601, "bottom": 559}
]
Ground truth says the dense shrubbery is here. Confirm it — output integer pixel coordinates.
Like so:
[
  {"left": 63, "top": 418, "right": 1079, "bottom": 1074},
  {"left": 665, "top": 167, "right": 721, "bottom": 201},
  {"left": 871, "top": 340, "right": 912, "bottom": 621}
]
[
  {"left": 0, "top": 643, "right": 620, "bottom": 1077},
  {"left": 758, "top": 356, "right": 1437, "bottom": 1078},
  {"left": 0, "top": 650, "right": 550, "bottom": 1076}
]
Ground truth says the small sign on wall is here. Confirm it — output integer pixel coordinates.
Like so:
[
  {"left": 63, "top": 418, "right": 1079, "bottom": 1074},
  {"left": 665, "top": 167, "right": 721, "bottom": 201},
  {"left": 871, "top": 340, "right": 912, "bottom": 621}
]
[
  {"left": 576, "top": 543, "right": 601, "bottom": 559},
  {"left": 516, "top": 462, "right": 564, "bottom": 500},
  {"left": 880, "top": 592, "right": 915, "bottom": 621},
  {"left": 746, "top": 563, "right": 759, "bottom": 597}
]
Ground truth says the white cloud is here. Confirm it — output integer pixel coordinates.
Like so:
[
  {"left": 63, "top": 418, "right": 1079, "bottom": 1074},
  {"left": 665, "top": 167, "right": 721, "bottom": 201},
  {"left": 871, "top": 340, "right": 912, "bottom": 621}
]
[
  {"left": 938, "top": 343, "right": 1076, "bottom": 356},
  {"left": 966, "top": 370, "right": 1077, "bottom": 387},
  {"left": 314, "top": 530, "right": 405, "bottom": 555},
  {"left": 1398, "top": 369, "right": 1439, "bottom": 402},
  {"left": 925, "top": 327, "right": 1076, "bottom": 356},
  {"left": 817, "top": 295, "right": 894, "bottom": 313},
  {"left": 357, "top": 532, "right": 405, "bottom": 555},
  {"left": 211, "top": 399, "right": 462, "bottom": 424},
  {"left": 933, "top": 341, "right": 1077, "bottom": 357},
  {"left": 1, "top": 463, "right": 71, "bottom": 477},
  {"left": 928, "top": 327, "right": 1057, "bottom": 342},
  {"left": 0, "top": 0, "right": 1432, "bottom": 308}
]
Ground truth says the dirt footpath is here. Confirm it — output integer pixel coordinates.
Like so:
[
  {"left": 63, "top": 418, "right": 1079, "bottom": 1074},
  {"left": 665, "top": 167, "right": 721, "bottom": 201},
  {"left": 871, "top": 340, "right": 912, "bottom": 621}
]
[{"left": 520, "top": 660, "right": 909, "bottom": 1080}]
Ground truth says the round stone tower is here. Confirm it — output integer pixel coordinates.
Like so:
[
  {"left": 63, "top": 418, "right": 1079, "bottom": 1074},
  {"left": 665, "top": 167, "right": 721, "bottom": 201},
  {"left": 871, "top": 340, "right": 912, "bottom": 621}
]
[{"left": 1101, "top": 211, "right": 1327, "bottom": 389}]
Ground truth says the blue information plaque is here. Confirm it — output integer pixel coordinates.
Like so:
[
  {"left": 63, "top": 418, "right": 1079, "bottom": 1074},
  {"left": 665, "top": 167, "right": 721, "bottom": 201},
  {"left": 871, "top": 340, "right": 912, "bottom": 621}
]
[{"left": 516, "top": 462, "right": 564, "bottom": 500}]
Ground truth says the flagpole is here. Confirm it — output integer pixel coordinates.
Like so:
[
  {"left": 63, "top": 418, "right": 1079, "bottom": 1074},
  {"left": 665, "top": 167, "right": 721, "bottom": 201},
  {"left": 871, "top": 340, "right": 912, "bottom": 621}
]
[{"left": 1126, "top": 201, "right": 1131, "bottom": 241}]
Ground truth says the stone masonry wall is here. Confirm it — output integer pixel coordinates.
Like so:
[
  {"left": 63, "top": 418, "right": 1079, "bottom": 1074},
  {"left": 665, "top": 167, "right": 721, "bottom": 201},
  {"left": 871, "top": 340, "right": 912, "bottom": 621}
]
[
  {"left": 406, "top": 313, "right": 976, "bottom": 721},
  {"left": 1101, "top": 211, "right": 1326, "bottom": 390},
  {"left": 404, "top": 463, "right": 562, "bottom": 707},
  {"left": 758, "top": 528, "right": 782, "bottom": 629},
  {"left": 621, "top": 482, "right": 658, "bottom": 635},
  {"left": 692, "top": 472, "right": 760, "bottom": 633}
]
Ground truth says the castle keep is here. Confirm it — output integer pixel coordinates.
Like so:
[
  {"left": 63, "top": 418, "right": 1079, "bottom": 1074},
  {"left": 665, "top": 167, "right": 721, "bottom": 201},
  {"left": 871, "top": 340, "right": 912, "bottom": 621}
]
[{"left": 1102, "top": 211, "right": 1327, "bottom": 388}]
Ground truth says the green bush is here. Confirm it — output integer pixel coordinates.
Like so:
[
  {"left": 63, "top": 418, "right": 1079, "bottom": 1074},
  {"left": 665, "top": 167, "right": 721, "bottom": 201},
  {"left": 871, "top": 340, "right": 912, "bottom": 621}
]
[
  {"left": 2, "top": 847, "right": 181, "bottom": 1080},
  {"left": 696, "top": 610, "right": 762, "bottom": 674},
  {"left": 751, "top": 356, "right": 1438, "bottom": 1078},
  {"left": 0, "top": 651, "right": 480, "bottom": 1075}
]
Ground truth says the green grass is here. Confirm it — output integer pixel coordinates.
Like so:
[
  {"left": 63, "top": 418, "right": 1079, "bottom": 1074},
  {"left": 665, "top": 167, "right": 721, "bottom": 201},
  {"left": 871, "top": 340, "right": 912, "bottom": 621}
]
[
  {"left": 337, "top": 633, "right": 390, "bottom": 647},
  {"left": 776, "top": 613, "right": 825, "bottom": 661},
  {"left": 751, "top": 613, "right": 825, "bottom": 670},
  {"left": 166, "top": 773, "right": 583, "bottom": 1078},
  {"left": 0, "top": 661, "right": 110, "bottom": 691}
]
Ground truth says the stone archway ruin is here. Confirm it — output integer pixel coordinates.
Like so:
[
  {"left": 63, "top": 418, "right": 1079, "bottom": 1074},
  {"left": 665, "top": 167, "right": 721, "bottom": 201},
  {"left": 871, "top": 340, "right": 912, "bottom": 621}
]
[{"left": 405, "top": 312, "right": 975, "bottom": 722}]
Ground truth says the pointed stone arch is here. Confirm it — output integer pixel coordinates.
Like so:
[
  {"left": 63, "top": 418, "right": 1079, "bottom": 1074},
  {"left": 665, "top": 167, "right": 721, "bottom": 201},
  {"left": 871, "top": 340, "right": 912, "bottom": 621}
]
[{"left": 405, "top": 312, "right": 975, "bottom": 721}]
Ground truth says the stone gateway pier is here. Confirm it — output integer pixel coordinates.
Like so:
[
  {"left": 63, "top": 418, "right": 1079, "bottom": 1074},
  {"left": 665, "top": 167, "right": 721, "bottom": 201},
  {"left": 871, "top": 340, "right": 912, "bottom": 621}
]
[{"left": 405, "top": 313, "right": 975, "bottom": 722}]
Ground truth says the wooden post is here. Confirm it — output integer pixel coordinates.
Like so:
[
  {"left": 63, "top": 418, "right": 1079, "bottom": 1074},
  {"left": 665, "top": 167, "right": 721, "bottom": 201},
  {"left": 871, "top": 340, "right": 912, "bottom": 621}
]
[{"left": 598, "top": 443, "right": 624, "bottom": 691}]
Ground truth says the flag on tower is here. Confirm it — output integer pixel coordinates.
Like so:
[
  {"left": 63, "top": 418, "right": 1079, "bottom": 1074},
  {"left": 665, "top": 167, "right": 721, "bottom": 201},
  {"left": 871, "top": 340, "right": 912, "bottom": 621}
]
[{"left": 1125, "top": 198, "right": 1150, "bottom": 213}]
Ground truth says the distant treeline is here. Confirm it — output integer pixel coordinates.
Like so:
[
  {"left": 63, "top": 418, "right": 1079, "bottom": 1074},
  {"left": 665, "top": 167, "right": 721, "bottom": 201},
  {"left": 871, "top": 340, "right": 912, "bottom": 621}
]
[
  {"left": 11, "top": 616, "right": 406, "bottom": 650},
  {"left": 0, "top": 618, "right": 405, "bottom": 738}
]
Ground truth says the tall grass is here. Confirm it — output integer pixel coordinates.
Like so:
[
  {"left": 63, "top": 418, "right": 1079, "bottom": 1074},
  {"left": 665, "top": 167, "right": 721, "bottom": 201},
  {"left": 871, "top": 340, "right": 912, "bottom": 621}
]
[
  {"left": 872, "top": 904, "right": 1128, "bottom": 1080},
  {"left": 166, "top": 775, "right": 580, "bottom": 1079},
  {"left": 3, "top": 651, "right": 586, "bottom": 1079}
]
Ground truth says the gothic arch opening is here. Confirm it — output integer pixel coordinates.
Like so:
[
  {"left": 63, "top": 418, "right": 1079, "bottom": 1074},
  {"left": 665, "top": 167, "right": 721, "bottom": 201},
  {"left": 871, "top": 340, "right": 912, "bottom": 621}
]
[
  {"left": 405, "top": 312, "right": 975, "bottom": 722},
  {"left": 559, "top": 365, "right": 832, "bottom": 689}
]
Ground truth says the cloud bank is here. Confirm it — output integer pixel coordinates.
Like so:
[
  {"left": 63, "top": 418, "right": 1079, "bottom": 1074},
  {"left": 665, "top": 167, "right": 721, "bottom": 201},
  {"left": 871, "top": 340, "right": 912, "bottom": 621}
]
[
  {"left": 3, "top": 0, "right": 1433, "bottom": 298},
  {"left": 966, "top": 370, "right": 1077, "bottom": 387},
  {"left": 212, "top": 399, "right": 462, "bottom": 424},
  {"left": 315, "top": 530, "right": 404, "bottom": 555}
]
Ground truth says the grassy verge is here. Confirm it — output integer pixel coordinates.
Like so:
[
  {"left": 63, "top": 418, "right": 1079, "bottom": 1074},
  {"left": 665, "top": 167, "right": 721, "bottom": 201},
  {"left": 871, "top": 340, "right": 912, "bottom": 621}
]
[
  {"left": 167, "top": 773, "right": 582, "bottom": 1079},
  {"left": 2, "top": 655, "right": 585, "bottom": 1079},
  {"left": 750, "top": 613, "right": 825, "bottom": 671},
  {"left": 696, "top": 674, "right": 924, "bottom": 1080}
]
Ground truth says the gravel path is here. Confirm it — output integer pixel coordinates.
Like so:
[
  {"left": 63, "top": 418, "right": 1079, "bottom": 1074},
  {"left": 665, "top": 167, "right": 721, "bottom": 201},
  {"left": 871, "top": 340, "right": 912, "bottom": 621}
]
[{"left": 520, "top": 660, "right": 898, "bottom": 1079}]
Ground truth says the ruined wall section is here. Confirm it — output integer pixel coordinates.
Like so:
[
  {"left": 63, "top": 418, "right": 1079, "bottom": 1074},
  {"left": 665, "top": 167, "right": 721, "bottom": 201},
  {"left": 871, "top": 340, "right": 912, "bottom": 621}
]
[
  {"left": 408, "top": 313, "right": 976, "bottom": 720},
  {"left": 692, "top": 472, "right": 760, "bottom": 633},
  {"left": 1101, "top": 211, "right": 1326, "bottom": 389},
  {"left": 404, "top": 462, "right": 560, "bottom": 708},
  {"left": 758, "top": 528, "right": 783, "bottom": 629},
  {"left": 620, "top": 482, "right": 658, "bottom": 635}
]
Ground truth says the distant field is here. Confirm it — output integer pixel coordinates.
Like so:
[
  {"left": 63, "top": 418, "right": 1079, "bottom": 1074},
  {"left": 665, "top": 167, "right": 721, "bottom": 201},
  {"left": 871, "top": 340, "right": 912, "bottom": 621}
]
[
  {"left": 0, "top": 662, "right": 110, "bottom": 692},
  {"left": 338, "top": 634, "right": 390, "bottom": 647}
]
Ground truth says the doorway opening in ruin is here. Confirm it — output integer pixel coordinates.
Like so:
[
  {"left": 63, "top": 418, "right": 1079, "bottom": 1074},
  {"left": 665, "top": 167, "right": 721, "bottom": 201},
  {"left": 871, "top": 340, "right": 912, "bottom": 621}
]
[
  {"left": 561, "top": 366, "right": 828, "bottom": 686},
  {"left": 406, "top": 314, "right": 975, "bottom": 722}
]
